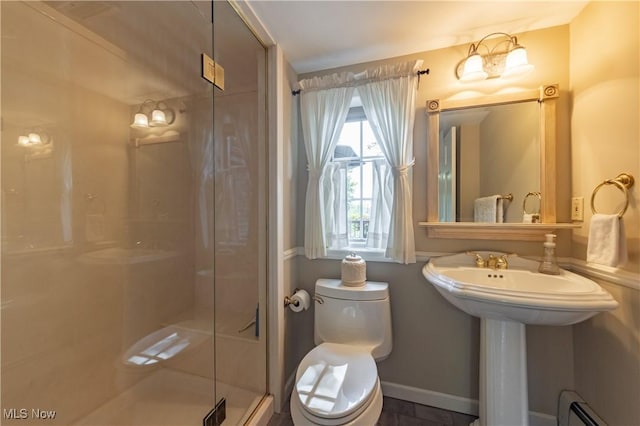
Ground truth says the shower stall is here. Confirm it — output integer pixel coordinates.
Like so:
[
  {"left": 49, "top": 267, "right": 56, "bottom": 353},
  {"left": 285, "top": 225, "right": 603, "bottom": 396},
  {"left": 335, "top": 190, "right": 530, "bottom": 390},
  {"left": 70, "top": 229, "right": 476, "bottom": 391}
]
[{"left": 1, "top": 1, "right": 268, "bottom": 425}]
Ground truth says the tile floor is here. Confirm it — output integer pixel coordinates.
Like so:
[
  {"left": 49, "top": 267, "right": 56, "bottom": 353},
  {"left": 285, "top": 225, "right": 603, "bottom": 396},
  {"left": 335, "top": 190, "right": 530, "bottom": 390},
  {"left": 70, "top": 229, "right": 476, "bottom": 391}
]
[{"left": 268, "top": 395, "right": 477, "bottom": 426}]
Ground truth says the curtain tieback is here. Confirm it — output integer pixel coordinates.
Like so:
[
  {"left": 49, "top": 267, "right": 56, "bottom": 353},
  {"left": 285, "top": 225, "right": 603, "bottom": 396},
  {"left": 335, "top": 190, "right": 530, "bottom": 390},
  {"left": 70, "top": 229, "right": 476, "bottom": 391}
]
[
  {"left": 392, "top": 159, "right": 415, "bottom": 177},
  {"left": 307, "top": 167, "right": 322, "bottom": 180}
]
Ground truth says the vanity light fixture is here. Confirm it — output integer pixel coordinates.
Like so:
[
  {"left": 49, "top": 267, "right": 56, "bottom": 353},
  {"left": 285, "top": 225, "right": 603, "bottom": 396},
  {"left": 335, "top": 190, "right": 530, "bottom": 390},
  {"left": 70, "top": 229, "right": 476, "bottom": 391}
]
[
  {"left": 17, "top": 132, "right": 51, "bottom": 147},
  {"left": 457, "top": 32, "right": 534, "bottom": 82},
  {"left": 130, "top": 99, "right": 175, "bottom": 128}
]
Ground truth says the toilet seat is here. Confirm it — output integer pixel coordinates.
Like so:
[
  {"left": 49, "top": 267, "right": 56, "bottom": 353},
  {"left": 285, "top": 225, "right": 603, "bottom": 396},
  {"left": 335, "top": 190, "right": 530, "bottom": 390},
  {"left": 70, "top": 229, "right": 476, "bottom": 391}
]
[{"left": 294, "top": 343, "right": 378, "bottom": 424}]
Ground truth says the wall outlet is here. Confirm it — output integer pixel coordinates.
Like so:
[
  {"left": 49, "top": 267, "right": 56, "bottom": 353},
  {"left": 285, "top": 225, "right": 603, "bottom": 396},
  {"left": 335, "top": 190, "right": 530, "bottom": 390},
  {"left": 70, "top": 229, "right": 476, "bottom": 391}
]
[{"left": 571, "top": 197, "right": 584, "bottom": 221}]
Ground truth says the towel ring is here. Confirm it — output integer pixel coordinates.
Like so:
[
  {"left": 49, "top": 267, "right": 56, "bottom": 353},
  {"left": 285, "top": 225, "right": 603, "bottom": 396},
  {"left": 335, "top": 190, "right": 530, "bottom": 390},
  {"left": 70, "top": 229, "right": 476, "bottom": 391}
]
[
  {"left": 590, "top": 173, "right": 635, "bottom": 218},
  {"left": 522, "top": 191, "right": 541, "bottom": 215}
]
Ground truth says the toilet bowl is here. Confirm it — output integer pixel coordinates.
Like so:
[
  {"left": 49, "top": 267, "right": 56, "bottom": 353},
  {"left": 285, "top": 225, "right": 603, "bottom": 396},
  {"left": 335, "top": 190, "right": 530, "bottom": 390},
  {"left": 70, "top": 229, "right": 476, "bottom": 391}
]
[
  {"left": 291, "top": 343, "right": 383, "bottom": 425},
  {"left": 290, "top": 279, "right": 392, "bottom": 425}
]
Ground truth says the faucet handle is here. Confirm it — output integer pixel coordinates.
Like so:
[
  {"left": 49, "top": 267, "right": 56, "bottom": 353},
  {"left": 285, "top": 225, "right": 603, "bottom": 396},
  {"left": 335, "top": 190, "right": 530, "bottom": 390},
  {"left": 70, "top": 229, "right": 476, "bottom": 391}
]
[
  {"left": 496, "top": 253, "right": 518, "bottom": 269},
  {"left": 486, "top": 254, "right": 498, "bottom": 269},
  {"left": 466, "top": 251, "right": 486, "bottom": 268}
]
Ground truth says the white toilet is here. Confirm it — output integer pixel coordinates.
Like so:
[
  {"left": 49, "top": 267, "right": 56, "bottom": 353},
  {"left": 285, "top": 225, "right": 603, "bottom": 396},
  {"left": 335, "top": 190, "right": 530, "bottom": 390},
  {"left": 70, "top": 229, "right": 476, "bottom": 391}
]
[{"left": 290, "top": 279, "right": 392, "bottom": 425}]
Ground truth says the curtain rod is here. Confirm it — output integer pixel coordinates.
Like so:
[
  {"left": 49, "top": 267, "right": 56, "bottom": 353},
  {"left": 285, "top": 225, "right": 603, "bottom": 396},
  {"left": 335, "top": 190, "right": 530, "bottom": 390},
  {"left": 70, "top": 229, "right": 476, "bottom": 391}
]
[{"left": 292, "top": 68, "right": 430, "bottom": 96}]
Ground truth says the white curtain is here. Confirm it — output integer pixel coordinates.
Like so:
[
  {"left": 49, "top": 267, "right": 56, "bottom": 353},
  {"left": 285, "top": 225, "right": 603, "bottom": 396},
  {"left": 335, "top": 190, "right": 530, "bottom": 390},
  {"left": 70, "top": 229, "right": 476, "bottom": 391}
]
[
  {"left": 325, "top": 162, "right": 348, "bottom": 249},
  {"left": 299, "top": 75, "right": 355, "bottom": 258},
  {"left": 357, "top": 60, "right": 421, "bottom": 263},
  {"left": 366, "top": 159, "right": 392, "bottom": 249}
]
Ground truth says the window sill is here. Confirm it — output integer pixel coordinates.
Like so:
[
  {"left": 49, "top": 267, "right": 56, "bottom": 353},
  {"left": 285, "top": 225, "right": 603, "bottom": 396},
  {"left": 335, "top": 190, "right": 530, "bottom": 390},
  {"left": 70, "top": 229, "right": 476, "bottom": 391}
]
[{"left": 325, "top": 248, "right": 387, "bottom": 262}]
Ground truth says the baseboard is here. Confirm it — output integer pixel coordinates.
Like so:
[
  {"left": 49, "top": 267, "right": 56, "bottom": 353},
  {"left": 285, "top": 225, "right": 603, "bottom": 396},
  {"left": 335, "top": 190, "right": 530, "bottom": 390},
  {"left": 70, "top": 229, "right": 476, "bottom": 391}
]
[
  {"left": 381, "top": 381, "right": 479, "bottom": 416},
  {"left": 381, "top": 381, "right": 556, "bottom": 426}
]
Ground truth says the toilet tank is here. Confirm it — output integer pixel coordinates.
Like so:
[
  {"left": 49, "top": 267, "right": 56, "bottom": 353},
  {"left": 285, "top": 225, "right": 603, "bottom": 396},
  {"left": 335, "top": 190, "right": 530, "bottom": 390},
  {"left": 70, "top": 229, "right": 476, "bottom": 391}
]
[{"left": 314, "top": 279, "right": 392, "bottom": 361}]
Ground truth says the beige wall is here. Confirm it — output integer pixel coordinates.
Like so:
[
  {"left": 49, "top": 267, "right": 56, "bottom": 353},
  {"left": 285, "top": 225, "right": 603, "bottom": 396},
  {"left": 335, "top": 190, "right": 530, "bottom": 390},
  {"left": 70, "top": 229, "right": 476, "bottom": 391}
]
[
  {"left": 570, "top": 1, "right": 640, "bottom": 273},
  {"left": 570, "top": 2, "right": 640, "bottom": 425},
  {"left": 284, "top": 4, "right": 639, "bottom": 422}
]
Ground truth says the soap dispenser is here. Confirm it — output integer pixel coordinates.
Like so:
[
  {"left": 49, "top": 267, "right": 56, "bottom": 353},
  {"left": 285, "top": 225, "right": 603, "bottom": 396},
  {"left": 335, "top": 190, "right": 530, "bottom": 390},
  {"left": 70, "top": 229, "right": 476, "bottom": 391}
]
[{"left": 538, "top": 233, "right": 560, "bottom": 275}]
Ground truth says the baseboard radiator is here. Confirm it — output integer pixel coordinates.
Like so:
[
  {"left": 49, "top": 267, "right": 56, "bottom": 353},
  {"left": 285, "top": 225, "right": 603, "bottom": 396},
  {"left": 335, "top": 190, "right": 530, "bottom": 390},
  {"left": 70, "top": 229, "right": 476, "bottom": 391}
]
[{"left": 558, "top": 390, "right": 607, "bottom": 426}]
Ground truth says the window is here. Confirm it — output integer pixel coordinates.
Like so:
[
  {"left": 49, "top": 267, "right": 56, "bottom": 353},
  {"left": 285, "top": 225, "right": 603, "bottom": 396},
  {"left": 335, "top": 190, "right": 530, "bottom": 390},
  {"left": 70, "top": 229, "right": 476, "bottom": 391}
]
[{"left": 331, "top": 107, "right": 387, "bottom": 249}]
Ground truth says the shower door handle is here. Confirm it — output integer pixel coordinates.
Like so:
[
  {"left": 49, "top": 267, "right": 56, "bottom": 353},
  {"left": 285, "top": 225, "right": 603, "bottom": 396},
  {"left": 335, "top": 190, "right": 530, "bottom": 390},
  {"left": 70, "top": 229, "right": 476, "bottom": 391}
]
[{"left": 202, "top": 53, "right": 225, "bottom": 91}]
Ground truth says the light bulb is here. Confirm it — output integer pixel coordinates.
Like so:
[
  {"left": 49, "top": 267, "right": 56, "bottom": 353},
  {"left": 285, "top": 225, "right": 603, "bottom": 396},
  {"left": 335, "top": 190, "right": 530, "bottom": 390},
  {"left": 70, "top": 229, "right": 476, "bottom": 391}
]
[
  {"left": 18, "top": 135, "right": 30, "bottom": 146},
  {"left": 459, "top": 53, "right": 488, "bottom": 82},
  {"left": 502, "top": 46, "right": 534, "bottom": 78},
  {"left": 149, "top": 109, "right": 168, "bottom": 127},
  {"left": 28, "top": 133, "right": 42, "bottom": 145},
  {"left": 131, "top": 113, "right": 149, "bottom": 128}
]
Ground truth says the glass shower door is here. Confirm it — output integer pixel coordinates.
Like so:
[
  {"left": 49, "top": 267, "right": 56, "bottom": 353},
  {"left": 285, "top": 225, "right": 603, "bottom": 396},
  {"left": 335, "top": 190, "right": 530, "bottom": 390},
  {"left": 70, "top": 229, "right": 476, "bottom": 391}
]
[
  {"left": 212, "top": 1, "right": 268, "bottom": 424},
  {"left": 1, "top": 1, "right": 218, "bottom": 424}
]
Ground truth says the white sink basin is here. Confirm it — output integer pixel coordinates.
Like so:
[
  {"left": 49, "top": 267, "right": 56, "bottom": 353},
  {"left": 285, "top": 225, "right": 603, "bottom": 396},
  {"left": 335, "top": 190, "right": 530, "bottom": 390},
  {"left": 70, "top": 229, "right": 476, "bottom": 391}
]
[
  {"left": 422, "top": 251, "right": 618, "bottom": 426},
  {"left": 422, "top": 251, "right": 618, "bottom": 325}
]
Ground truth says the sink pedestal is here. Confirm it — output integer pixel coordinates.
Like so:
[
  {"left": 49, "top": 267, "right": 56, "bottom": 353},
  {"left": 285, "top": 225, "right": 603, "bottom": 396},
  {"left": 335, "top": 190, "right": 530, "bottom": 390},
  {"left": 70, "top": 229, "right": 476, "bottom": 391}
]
[{"left": 472, "top": 318, "right": 528, "bottom": 426}]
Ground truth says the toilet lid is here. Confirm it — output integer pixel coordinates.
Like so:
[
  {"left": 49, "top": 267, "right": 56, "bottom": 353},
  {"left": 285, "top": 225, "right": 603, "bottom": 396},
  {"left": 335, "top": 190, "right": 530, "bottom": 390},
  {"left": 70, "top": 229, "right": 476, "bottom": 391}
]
[{"left": 295, "top": 343, "right": 377, "bottom": 419}]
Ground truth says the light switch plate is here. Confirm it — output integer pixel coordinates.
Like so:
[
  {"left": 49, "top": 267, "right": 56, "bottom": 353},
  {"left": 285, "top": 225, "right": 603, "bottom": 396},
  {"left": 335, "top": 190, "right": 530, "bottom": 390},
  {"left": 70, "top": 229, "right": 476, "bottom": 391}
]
[{"left": 571, "top": 197, "right": 584, "bottom": 221}]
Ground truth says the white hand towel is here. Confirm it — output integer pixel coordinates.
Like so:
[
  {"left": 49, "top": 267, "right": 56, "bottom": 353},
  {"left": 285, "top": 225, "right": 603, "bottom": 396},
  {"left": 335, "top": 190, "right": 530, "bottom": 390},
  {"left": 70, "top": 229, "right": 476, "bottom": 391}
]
[
  {"left": 586, "top": 213, "right": 627, "bottom": 267},
  {"left": 474, "top": 195, "right": 503, "bottom": 223}
]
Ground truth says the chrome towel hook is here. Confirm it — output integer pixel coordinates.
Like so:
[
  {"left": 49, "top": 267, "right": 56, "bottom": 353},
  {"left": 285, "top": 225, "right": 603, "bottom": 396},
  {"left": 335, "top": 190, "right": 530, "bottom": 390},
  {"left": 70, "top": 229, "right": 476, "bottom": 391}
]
[{"left": 590, "top": 173, "right": 635, "bottom": 217}]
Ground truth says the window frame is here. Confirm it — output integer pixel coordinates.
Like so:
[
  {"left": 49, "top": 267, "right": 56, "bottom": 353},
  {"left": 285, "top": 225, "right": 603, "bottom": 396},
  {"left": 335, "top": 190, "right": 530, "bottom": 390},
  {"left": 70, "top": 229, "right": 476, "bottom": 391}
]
[{"left": 328, "top": 106, "right": 386, "bottom": 258}]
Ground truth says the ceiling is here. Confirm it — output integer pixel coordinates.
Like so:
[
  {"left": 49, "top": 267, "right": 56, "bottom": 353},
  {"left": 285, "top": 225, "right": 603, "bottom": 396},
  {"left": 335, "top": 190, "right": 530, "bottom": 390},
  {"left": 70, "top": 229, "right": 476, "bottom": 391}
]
[{"left": 247, "top": 0, "right": 589, "bottom": 74}]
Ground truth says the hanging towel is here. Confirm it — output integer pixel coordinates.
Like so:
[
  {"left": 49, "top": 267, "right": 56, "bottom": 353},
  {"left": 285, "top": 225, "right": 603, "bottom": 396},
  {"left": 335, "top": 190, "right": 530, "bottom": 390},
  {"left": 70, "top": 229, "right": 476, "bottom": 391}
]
[
  {"left": 587, "top": 214, "right": 627, "bottom": 267},
  {"left": 474, "top": 195, "right": 504, "bottom": 223}
]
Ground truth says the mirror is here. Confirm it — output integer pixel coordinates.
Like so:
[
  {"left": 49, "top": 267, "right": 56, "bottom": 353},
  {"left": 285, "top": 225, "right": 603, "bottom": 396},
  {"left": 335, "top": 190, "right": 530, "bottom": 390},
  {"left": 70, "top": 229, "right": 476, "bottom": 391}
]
[
  {"left": 422, "top": 84, "right": 572, "bottom": 240},
  {"left": 439, "top": 100, "right": 540, "bottom": 222}
]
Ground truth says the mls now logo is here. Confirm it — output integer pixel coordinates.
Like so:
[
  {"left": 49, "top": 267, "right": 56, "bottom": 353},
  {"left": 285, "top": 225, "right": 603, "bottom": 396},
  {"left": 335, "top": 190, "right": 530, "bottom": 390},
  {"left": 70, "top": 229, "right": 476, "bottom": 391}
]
[
  {"left": 3, "top": 408, "right": 28, "bottom": 419},
  {"left": 3, "top": 408, "right": 57, "bottom": 420}
]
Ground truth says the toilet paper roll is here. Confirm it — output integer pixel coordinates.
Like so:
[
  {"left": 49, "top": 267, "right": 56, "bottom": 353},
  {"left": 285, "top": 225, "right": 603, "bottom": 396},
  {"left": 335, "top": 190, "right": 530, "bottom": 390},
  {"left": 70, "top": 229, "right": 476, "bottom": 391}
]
[{"left": 288, "top": 289, "right": 310, "bottom": 312}]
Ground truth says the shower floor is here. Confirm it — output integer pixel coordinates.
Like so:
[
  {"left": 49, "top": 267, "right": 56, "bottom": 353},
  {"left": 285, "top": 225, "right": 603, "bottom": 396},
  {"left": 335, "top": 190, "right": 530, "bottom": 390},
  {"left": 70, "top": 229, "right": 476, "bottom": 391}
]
[{"left": 74, "top": 369, "right": 262, "bottom": 426}]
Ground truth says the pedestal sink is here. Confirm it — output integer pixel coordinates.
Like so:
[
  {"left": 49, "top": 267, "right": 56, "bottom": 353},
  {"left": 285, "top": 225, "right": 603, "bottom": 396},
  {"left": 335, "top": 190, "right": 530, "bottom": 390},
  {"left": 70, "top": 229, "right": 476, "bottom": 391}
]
[{"left": 422, "top": 251, "right": 618, "bottom": 426}]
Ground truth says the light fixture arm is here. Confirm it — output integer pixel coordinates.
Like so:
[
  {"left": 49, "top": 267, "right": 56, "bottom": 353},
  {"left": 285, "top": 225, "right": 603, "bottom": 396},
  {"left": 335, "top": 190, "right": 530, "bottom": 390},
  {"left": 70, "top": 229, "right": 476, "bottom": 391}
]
[
  {"left": 457, "top": 31, "right": 534, "bottom": 82},
  {"left": 470, "top": 32, "right": 520, "bottom": 55},
  {"left": 135, "top": 99, "right": 157, "bottom": 114}
]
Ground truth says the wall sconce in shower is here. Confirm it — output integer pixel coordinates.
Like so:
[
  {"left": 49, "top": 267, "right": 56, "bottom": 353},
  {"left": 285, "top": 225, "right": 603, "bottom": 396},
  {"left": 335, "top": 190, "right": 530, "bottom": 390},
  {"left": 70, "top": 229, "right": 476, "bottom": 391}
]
[
  {"left": 130, "top": 100, "right": 175, "bottom": 128},
  {"left": 17, "top": 132, "right": 51, "bottom": 147},
  {"left": 457, "top": 32, "right": 534, "bottom": 82}
]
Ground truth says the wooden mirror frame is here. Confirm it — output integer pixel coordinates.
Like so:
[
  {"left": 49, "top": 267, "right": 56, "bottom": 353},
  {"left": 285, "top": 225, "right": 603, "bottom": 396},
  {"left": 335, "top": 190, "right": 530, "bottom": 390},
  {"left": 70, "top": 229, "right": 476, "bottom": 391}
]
[{"left": 419, "top": 83, "right": 578, "bottom": 241}]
